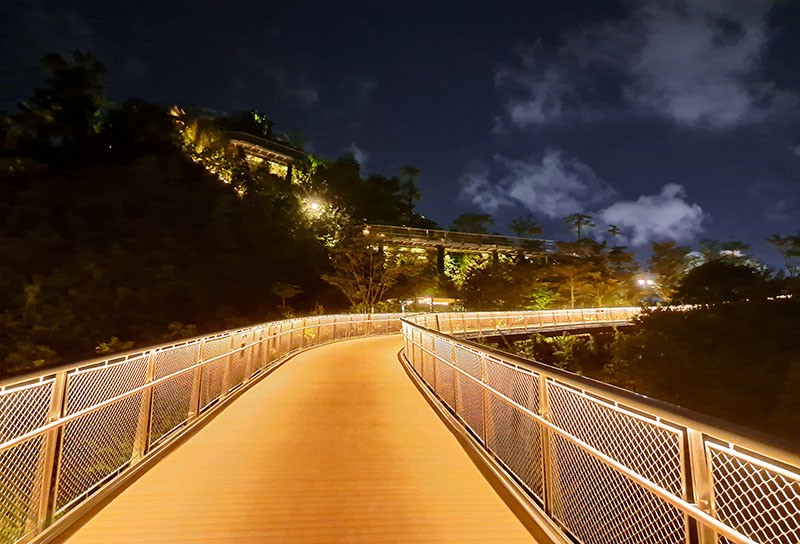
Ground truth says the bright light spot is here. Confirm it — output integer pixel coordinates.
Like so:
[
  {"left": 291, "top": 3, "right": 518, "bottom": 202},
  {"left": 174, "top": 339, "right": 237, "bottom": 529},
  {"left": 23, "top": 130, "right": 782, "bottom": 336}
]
[{"left": 302, "top": 197, "right": 327, "bottom": 220}]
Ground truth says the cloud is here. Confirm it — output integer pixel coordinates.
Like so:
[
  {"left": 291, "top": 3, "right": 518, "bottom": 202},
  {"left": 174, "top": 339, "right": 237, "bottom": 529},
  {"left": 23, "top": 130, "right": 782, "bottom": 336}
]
[
  {"left": 749, "top": 179, "right": 800, "bottom": 224},
  {"left": 460, "top": 150, "right": 615, "bottom": 217},
  {"left": 348, "top": 143, "right": 370, "bottom": 172},
  {"left": 625, "top": 0, "right": 778, "bottom": 129},
  {"left": 341, "top": 75, "right": 377, "bottom": 112},
  {"left": 598, "top": 184, "right": 705, "bottom": 245},
  {"left": 792, "top": 144, "right": 800, "bottom": 157},
  {"left": 494, "top": 0, "right": 790, "bottom": 129},
  {"left": 495, "top": 46, "right": 577, "bottom": 127},
  {"left": 234, "top": 51, "right": 321, "bottom": 108},
  {"left": 279, "top": 80, "right": 319, "bottom": 108}
]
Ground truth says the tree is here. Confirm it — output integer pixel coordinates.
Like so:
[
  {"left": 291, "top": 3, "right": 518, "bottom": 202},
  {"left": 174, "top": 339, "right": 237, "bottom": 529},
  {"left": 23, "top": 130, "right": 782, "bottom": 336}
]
[
  {"left": 397, "top": 166, "right": 422, "bottom": 224},
  {"left": 673, "top": 260, "right": 773, "bottom": 305},
  {"left": 767, "top": 234, "right": 800, "bottom": 277},
  {"left": 15, "top": 50, "right": 107, "bottom": 157},
  {"left": 509, "top": 215, "right": 542, "bottom": 237},
  {"left": 323, "top": 238, "right": 400, "bottom": 312},
  {"left": 563, "top": 213, "right": 595, "bottom": 241},
  {"left": 450, "top": 212, "right": 494, "bottom": 233},
  {"left": 271, "top": 282, "right": 303, "bottom": 311},
  {"left": 648, "top": 241, "right": 691, "bottom": 302}
]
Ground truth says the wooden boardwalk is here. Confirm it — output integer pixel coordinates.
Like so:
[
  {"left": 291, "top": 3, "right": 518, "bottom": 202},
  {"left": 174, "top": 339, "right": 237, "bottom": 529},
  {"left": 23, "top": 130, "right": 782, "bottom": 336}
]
[{"left": 61, "top": 335, "right": 539, "bottom": 543}]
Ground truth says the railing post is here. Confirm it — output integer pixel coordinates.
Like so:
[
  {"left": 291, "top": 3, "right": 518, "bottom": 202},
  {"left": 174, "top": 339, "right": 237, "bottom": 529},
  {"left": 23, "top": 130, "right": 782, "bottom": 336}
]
[
  {"left": 538, "top": 373, "right": 554, "bottom": 515},
  {"left": 220, "top": 335, "right": 235, "bottom": 398},
  {"left": 188, "top": 338, "right": 206, "bottom": 419},
  {"left": 687, "top": 429, "right": 718, "bottom": 544},
  {"left": 132, "top": 350, "right": 157, "bottom": 464},
  {"left": 481, "top": 353, "right": 488, "bottom": 447},
  {"left": 35, "top": 370, "right": 67, "bottom": 532},
  {"left": 243, "top": 332, "right": 254, "bottom": 381}
]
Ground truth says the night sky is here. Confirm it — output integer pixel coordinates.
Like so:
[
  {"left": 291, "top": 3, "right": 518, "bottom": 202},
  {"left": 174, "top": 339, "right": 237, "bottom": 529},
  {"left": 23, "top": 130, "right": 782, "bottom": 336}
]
[{"left": 2, "top": 0, "right": 799, "bottom": 262}]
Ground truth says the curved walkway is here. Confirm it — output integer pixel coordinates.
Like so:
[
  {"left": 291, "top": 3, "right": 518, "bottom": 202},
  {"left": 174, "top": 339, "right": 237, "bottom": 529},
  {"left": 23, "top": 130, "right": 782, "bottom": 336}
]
[{"left": 61, "top": 335, "right": 538, "bottom": 543}]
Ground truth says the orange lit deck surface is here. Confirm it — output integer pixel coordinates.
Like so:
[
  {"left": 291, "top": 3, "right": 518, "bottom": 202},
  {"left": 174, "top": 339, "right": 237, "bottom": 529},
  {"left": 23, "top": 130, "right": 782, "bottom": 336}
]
[{"left": 61, "top": 335, "right": 539, "bottom": 543}]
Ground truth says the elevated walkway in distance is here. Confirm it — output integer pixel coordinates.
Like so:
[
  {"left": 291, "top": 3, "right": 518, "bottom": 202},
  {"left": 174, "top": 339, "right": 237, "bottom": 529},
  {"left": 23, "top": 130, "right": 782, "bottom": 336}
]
[
  {"left": 59, "top": 336, "right": 540, "bottom": 543},
  {"left": 362, "top": 225, "right": 557, "bottom": 256}
]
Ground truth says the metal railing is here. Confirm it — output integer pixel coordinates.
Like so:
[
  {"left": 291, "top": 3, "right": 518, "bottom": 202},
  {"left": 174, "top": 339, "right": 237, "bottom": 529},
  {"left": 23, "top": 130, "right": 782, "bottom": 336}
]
[
  {"left": 3, "top": 308, "right": 798, "bottom": 544},
  {"left": 0, "top": 313, "right": 402, "bottom": 544},
  {"left": 363, "top": 224, "right": 558, "bottom": 254},
  {"left": 401, "top": 308, "right": 800, "bottom": 544}
]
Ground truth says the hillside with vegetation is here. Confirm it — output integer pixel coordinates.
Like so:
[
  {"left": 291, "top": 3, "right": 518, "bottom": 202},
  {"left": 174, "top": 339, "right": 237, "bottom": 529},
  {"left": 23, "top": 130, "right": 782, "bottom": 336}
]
[{"left": 2, "top": 46, "right": 799, "bottom": 438}]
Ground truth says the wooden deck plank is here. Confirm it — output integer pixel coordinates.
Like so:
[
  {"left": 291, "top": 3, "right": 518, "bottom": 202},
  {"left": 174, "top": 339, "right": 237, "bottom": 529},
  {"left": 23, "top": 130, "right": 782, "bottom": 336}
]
[{"left": 62, "top": 335, "right": 539, "bottom": 543}]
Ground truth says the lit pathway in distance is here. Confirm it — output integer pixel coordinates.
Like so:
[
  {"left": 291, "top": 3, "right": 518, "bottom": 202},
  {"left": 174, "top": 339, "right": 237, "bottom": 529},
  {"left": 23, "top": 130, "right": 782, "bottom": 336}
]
[{"left": 62, "top": 335, "right": 538, "bottom": 543}]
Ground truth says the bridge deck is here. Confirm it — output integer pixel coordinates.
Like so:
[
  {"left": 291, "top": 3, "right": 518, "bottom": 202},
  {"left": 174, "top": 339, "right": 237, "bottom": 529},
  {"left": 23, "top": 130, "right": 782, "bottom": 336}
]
[{"left": 60, "top": 336, "right": 538, "bottom": 543}]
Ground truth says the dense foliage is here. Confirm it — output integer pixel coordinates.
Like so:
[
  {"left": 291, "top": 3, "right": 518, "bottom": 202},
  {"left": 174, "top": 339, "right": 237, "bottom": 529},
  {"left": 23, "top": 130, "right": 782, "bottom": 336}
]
[
  {"left": 610, "top": 301, "right": 800, "bottom": 442},
  {"left": 3, "top": 49, "right": 799, "bottom": 450},
  {"left": 0, "top": 51, "right": 430, "bottom": 374}
]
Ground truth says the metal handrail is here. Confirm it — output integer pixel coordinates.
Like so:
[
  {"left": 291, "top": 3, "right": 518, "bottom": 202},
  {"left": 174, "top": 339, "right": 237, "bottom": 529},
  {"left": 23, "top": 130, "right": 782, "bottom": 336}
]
[
  {"left": 0, "top": 313, "right": 402, "bottom": 544},
  {"left": 2, "top": 309, "right": 797, "bottom": 544},
  {"left": 401, "top": 308, "right": 800, "bottom": 544}
]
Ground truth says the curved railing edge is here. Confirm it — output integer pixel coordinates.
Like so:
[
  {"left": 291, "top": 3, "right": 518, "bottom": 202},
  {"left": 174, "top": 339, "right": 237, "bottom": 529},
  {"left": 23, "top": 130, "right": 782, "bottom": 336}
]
[
  {"left": 400, "top": 309, "right": 800, "bottom": 544},
  {"left": 0, "top": 313, "right": 404, "bottom": 544},
  {"left": 403, "top": 315, "right": 800, "bottom": 465}
]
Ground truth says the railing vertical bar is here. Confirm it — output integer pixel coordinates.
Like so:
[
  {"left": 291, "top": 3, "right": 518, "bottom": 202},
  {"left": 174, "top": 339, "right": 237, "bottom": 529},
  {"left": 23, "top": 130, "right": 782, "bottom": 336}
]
[
  {"left": 688, "top": 429, "right": 718, "bottom": 544},
  {"left": 538, "top": 373, "right": 554, "bottom": 517},
  {"left": 481, "top": 353, "right": 488, "bottom": 447},
  {"left": 131, "top": 350, "right": 157, "bottom": 464},
  {"left": 188, "top": 338, "right": 206, "bottom": 419},
  {"left": 35, "top": 370, "right": 67, "bottom": 532}
]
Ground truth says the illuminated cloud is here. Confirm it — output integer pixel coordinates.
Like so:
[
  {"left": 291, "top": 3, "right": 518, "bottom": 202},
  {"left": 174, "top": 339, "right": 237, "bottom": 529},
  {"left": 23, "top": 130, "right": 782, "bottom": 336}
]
[
  {"left": 495, "top": 46, "right": 577, "bottom": 127},
  {"left": 624, "top": 0, "right": 778, "bottom": 129},
  {"left": 598, "top": 184, "right": 705, "bottom": 245},
  {"left": 495, "top": 0, "right": 790, "bottom": 129},
  {"left": 460, "top": 150, "right": 614, "bottom": 217},
  {"left": 348, "top": 143, "right": 370, "bottom": 172}
]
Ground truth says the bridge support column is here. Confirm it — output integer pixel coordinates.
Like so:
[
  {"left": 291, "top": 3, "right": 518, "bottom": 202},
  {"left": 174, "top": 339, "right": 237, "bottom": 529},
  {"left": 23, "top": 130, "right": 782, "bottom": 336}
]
[
  {"left": 492, "top": 250, "right": 499, "bottom": 266},
  {"left": 436, "top": 245, "right": 445, "bottom": 275}
]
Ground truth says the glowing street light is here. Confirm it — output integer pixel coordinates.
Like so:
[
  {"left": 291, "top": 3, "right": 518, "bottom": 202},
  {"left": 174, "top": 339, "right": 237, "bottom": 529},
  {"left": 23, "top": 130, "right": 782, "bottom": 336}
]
[{"left": 302, "top": 197, "right": 326, "bottom": 218}]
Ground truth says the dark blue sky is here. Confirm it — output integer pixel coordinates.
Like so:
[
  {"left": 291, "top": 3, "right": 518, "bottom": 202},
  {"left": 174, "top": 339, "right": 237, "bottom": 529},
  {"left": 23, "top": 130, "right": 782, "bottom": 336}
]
[{"left": 2, "top": 0, "right": 799, "bottom": 263}]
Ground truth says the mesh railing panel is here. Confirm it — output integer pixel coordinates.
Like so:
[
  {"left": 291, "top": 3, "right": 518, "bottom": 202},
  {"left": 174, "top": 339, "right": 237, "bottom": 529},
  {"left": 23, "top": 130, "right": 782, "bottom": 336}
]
[
  {"left": 484, "top": 357, "right": 538, "bottom": 413},
  {"left": 154, "top": 343, "right": 200, "bottom": 379},
  {"left": 0, "top": 313, "right": 402, "bottom": 543},
  {"left": 0, "top": 382, "right": 54, "bottom": 443},
  {"left": 401, "top": 309, "right": 800, "bottom": 544},
  {"left": 433, "top": 353, "right": 455, "bottom": 408},
  {"left": 454, "top": 371, "right": 484, "bottom": 441},
  {"left": 485, "top": 391, "right": 544, "bottom": 499},
  {"left": 199, "top": 356, "right": 228, "bottom": 410},
  {"left": 709, "top": 443, "right": 800, "bottom": 544},
  {"left": 454, "top": 344, "right": 482, "bottom": 380},
  {"left": 0, "top": 436, "right": 46, "bottom": 544},
  {"left": 549, "top": 433, "right": 687, "bottom": 544},
  {"left": 150, "top": 371, "right": 194, "bottom": 445},
  {"left": 64, "top": 356, "right": 148, "bottom": 415},
  {"left": 547, "top": 381, "right": 685, "bottom": 497},
  {"left": 56, "top": 393, "right": 143, "bottom": 511}
]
